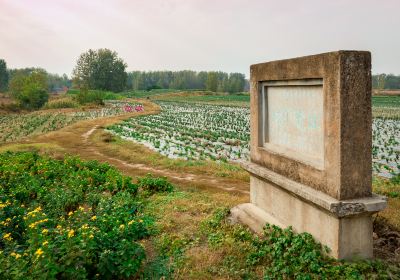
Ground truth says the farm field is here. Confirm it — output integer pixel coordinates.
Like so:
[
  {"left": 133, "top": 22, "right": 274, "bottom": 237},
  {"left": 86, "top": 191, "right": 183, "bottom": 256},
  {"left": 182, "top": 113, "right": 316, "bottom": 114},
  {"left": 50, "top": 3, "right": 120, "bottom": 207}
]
[
  {"left": 107, "top": 102, "right": 250, "bottom": 162},
  {"left": 108, "top": 99, "right": 400, "bottom": 179},
  {"left": 0, "top": 100, "right": 142, "bottom": 143},
  {"left": 151, "top": 91, "right": 250, "bottom": 107}
]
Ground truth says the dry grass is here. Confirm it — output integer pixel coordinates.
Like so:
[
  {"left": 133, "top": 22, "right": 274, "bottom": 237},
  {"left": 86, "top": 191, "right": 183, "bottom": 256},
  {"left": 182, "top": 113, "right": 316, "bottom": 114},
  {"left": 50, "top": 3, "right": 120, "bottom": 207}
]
[
  {"left": 378, "top": 199, "right": 400, "bottom": 231},
  {"left": 142, "top": 188, "right": 256, "bottom": 279}
]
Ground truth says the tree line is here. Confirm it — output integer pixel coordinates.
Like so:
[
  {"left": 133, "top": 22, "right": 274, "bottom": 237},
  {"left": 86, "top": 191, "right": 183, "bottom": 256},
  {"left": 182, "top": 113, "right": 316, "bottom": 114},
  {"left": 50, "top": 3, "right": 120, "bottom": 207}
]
[
  {"left": 0, "top": 60, "right": 71, "bottom": 93},
  {"left": 372, "top": 74, "right": 400, "bottom": 90},
  {"left": 127, "top": 70, "right": 248, "bottom": 93}
]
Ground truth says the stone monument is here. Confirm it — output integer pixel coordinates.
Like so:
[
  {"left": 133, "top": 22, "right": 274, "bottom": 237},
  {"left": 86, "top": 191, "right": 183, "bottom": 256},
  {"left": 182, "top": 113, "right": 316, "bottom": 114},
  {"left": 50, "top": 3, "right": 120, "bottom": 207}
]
[{"left": 230, "top": 51, "right": 387, "bottom": 259}]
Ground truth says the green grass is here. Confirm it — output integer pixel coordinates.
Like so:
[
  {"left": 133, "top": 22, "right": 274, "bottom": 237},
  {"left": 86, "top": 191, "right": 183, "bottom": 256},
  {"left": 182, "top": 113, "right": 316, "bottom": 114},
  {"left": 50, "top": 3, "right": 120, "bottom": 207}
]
[
  {"left": 67, "top": 89, "right": 123, "bottom": 103},
  {"left": 121, "top": 89, "right": 206, "bottom": 99},
  {"left": 372, "top": 95, "right": 400, "bottom": 108},
  {"left": 155, "top": 93, "right": 249, "bottom": 105}
]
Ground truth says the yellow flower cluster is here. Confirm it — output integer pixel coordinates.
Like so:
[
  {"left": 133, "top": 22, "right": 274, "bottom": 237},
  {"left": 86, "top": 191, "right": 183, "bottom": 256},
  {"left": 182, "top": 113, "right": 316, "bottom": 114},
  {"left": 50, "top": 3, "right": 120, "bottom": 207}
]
[
  {"left": 80, "top": 224, "right": 90, "bottom": 230},
  {"left": 0, "top": 218, "right": 12, "bottom": 227},
  {"left": 10, "top": 252, "right": 21, "bottom": 259},
  {"left": 35, "top": 248, "right": 44, "bottom": 257},
  {"left": 0, "top": 201, "right": 11, "bottom": 209},
  {"left": 28, "top": 218, "right": 49, "bottom": 229},
  {"left": 68, "top": 229, "right": 75, "bottom": 238},
  {"left": 127, "top": 219, "right": 143, "bottom": 226},
  {"left": 27, "top": 206, "right": 42, "bottom": 217},
  {"left": 3, "top": 233, "right": 12, "bottom": 241}
]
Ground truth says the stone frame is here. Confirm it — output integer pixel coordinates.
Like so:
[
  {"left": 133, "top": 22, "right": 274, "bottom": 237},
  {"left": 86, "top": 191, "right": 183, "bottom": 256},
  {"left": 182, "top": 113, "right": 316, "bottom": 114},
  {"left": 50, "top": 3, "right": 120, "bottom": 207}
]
[{"left": 250, "top": 51, "right": 372, "bottom": 200}]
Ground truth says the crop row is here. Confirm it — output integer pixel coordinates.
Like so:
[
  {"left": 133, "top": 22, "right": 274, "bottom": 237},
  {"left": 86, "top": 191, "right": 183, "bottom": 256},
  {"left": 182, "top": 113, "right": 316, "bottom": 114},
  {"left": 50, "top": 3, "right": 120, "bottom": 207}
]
[
  {"left": 108, "top": 102, "right": 250, "bottom": 162},
  {"left": 0, "top": 101, "right": 142, "bottom": 143}
]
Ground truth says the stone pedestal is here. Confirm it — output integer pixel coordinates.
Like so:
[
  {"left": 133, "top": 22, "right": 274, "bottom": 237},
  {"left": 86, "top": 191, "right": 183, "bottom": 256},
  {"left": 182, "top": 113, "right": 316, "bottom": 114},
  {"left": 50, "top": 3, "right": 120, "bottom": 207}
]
[
  {"left": 230, "top": 162, "right": 386, "bottom": 259},
  {"left": 231, "top": 51, "right": 387, "bottom": 259}
]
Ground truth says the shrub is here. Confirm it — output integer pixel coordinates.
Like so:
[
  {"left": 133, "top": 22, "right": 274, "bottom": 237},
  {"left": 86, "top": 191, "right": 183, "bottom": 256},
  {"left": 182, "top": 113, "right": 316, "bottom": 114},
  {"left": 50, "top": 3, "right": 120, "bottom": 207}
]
[
  {"left": 74, "top": 89, "right": 104, "bottom": 105},
  {"left": 9, "top": 70, "right": 49, "bottom": 110},
  {"left": 71, "top": 89, "right": 121, "bottom": 105},
  {"left": 137, "top": 173, "right": 174, "bottom": 194},
  {"left": 0, "top": 151, "right": 150, "bottom": 279},
  {"left": 42, "top": 96, "right": 79, "bottom": 109}
]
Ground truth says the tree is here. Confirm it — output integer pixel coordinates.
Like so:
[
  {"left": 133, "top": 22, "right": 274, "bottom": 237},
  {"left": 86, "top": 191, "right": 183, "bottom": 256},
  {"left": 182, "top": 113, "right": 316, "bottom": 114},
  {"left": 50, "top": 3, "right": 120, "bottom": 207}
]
[
  {"left": 206, "top": 72, "right": 218, "bottom": 92},
  {"left": 9, "top": 70, "right": 48, "bottom": 109},
  {"left": 0, "top": 59, "right": 9, "bottom": 92},
  {"left": 72, "top": 49, "right": 127, "bottom": 92}
]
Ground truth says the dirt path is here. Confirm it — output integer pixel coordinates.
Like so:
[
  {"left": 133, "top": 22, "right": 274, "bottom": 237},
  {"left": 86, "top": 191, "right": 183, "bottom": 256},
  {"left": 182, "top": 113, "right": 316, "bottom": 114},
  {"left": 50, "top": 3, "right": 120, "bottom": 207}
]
[{"left": 20, "top": 99, "right": 250, "bottom": 196}]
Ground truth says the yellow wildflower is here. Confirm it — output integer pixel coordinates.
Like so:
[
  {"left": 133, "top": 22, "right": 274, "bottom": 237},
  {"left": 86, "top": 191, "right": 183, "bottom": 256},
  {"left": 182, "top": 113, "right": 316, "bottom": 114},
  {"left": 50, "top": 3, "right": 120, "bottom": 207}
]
[
  {"left": 119, "top": 224, "right": 125, "bottom": 230},
  {"left": 56, "top": 225, "right": 62, "bottom": 230},
  {"left": 78, "top": 206, "right": 84, "bottom": 211},
  {"left": 138, "top": 219, "right": 143, "bottom": 223},
  {"left": 91, "top": 216, "right": 97, "bottom": 221},
  {"left": 89, "top": 234, "right": 94, "bottom": 239},
  {"left": 3, "top": 233, "right": 12, "bottom": 241},
  {"left": 68, "top": 211, "right": 74, "bottom": 216},
  {"left": 128, "top": 220, "right": 134, "bottom": 225},
  {"left": 35, "top": 248, "right": 44, "bottom": 257},
  {"left": 81, "top": 224, "right": 89, "bottom": 230},
  {"left": 68, "top": 229, "right": 75, "bottom": 238},
  {"left": 42, "top": 241, "right": 49, "bottom": 246},
  {"left": 11, "top": 252, "right": 21, "bottom": 259},
  {"left": 42, "top": 229, "right": 49, "bottom": 234}
]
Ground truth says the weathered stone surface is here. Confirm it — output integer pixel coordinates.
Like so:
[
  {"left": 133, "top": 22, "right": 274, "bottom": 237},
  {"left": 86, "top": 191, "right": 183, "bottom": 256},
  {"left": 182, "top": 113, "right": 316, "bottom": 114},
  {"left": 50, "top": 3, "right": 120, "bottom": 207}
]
[
  {"left": 241, "top": 161, "right": 387, "bottom": 218},
  {"left": 250, "top": 51, "right": 372, "bottom": 200}
]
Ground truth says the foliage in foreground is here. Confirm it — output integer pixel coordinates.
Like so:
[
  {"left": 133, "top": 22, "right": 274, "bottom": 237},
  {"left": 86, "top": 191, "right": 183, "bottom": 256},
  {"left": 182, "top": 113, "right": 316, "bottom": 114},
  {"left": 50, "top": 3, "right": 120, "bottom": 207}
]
[
  {"left": 198, "top": 208, "right": 400, "bottom": 279},
  {"left": 0, "top": 152, "right": 172, "bottom": 279}
]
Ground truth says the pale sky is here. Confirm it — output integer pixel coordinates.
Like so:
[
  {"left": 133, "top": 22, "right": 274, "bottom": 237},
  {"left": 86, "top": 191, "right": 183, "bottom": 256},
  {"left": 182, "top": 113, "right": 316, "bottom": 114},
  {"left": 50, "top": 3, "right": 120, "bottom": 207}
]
[{"left": 0, "top": 0, "right": 399, "bottom": 77}]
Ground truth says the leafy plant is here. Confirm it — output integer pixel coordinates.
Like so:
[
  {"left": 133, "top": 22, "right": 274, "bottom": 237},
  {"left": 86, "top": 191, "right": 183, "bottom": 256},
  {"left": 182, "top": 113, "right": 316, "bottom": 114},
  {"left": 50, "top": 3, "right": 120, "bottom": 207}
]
[{"left": 137, "top": 173, "right": 174, "bottom": 194}]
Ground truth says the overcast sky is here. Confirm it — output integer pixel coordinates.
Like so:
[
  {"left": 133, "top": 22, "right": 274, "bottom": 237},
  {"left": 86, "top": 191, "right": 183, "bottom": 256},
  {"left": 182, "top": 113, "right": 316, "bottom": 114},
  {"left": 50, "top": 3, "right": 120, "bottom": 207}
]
[{"left": 0, "top": 0, "right": 399, "bottom": 77}]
